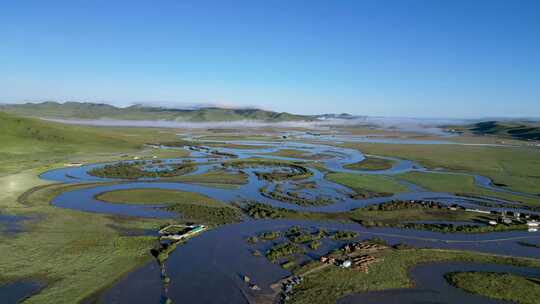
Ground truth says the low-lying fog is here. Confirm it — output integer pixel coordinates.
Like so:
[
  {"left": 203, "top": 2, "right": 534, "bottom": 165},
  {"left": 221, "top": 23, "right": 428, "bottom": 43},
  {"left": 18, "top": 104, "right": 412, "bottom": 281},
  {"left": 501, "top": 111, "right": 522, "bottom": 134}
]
[{"left": 43, "top": 117, "right": 472, "bottom": 135}]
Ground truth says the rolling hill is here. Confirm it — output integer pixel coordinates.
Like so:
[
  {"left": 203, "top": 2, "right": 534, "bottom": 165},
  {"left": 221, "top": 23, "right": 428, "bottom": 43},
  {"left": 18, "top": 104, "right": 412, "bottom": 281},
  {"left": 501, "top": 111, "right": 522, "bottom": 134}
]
[
  {"left": 0, "top": 102, "right": 314, "bottom": 122},
  {"left": 0, "top": 111, "right": 174, "bottom": 174},
  {"left": 467, "top": 121, "right": 540, "bottom": 141}
]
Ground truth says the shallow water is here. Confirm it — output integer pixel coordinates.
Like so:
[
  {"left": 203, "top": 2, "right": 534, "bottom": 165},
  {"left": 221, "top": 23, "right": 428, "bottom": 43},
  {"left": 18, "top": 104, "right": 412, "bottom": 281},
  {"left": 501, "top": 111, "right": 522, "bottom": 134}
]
[
  {"left": 339, "top": 262, "right": 540, "bottom": 304},
  {"left": 0, "top": 214, "right": 31, "bottom": 235},
  {"left": 97, "top": 219, "right": 540, "bottom": 303},
  {"left": 0, "top": 280, "right": 45, "bottom": 304}
]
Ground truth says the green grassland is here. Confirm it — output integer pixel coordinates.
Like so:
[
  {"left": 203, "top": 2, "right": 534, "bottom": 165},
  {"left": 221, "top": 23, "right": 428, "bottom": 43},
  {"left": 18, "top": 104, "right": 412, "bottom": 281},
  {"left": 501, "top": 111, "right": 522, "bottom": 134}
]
[
  {"left": 290, "top": 249, "right": 540, "bottom": 304},
  {"left": 399, "top": 171, "right": 540, "bottom": 207},
  {"left": 446, "top": 271, "right": 540, "bottom": 304},
  {"left": 343, "top": 157, "right": 396, "bottom": 171},
  {"left": 0, "top": 112, "right": 185, "bottom": 175},
  {"left": 96, "top": 188, "right": 225, "bottom": 207},
  {"left": 0, "top": 113, "right": 187, "bottom": 303},
  {"left": 344, "top": 142, "right": 540, "bottom": 196},
  {"left": 1, "top": 111, "right": 539, "bottom": 303},
  {"left": 326, "top": 173, "right": 408, "bottom": 197},
  {"left": 0, "top": 177, "right": 166, "bottom": 304},
  {"left": 169, "top": 169, "right": 248, "bottom": 188},
  {"left": 96, "top": 188, "right": 240, "bottom": 225},
  {"left": 265, "top": 149, "right": 332, "bottom": 160}
]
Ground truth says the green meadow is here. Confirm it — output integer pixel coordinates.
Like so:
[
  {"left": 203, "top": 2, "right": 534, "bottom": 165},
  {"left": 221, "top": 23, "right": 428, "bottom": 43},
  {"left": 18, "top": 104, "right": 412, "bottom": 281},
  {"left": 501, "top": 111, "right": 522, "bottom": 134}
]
[{"left": 344, "top": 142, "right": 540, "bottom": 196}]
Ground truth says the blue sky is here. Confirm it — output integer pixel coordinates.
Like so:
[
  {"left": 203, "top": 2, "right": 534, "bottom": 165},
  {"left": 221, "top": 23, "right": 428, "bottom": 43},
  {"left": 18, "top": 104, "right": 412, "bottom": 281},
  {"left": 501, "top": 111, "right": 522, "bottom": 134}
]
[{"left": 1, "top": 0, "right": 539, "bottom": 117}]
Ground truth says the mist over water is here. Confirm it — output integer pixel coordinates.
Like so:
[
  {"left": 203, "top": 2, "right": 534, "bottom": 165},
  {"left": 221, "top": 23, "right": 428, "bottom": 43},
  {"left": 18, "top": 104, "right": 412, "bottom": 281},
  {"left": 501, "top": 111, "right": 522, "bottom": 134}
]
[{"left": 43, "top": 117, "right": 471, "bottom": 135}]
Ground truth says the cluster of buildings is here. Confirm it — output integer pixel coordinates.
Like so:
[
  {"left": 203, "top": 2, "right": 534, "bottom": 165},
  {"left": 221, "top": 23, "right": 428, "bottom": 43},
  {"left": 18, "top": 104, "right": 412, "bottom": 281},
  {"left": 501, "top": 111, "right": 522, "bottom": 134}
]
[
  {"left": 278, "top": 276, "right": 303, "bottom": 303},
  {"left": 483, "top": 210, "right": 538, "bottom": 232},
  {"left": 447, "top": 204, "right": 539, "bottom": 232},
  {"left": 320, "top": 254, "right": 380, "bottom": 273},
  {"left": 319, "top": 241, "right": 388, "bottom": 273}
]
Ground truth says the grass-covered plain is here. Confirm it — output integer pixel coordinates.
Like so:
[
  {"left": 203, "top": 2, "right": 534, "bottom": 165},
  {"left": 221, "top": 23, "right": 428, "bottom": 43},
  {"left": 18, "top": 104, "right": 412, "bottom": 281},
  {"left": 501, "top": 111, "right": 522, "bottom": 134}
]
[
  {"left": 344, "top": 142, "right": 540, "bottom": 196},
  {"left": 96, "top": 188, "right": 241, "bottom": 225},
  {"left": 290, "top": 249, "right": 540, "bottom": 304},
  {"left": 265, "top": 149, "right": 332, "bottom": 160},
  {"left": 326, "top": 173, "right": 408, "bottom": 197},
  {"left": 169, "top": 169, "right": 248, "bottom": 188},
  {"left": 2, "top": 111, "right": 539, "bottom": 303},
  {"left": 344, "top": 157, "right": 396, "bottom": 171},
  {"left": 446, "top": 271, "right": 540, "bottom": 304},
  {"left": 399, "top": 171, "right": 540, "bottom": 207},
  {"left": 0, "top": 178, "right": 165, "bottom": 304}
]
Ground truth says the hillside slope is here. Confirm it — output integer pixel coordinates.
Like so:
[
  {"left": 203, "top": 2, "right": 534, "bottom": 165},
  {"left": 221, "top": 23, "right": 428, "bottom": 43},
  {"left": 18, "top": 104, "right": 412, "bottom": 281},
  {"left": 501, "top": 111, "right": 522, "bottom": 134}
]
[
  {"left": 0, "top": 112, "right": 163, "bottom": 174},
  {"left": 0, "top": 102, "right": 313, "bottom": 122},
  {"left": 469, "top": 121, "right": 540, "bottom": 141}
]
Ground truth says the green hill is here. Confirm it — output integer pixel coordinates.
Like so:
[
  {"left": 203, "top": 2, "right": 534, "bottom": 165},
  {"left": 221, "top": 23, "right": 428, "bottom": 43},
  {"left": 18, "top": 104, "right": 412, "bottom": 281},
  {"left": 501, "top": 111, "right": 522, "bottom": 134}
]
[
  {"left": 469, "top": 121, "right": 540, "bottom": 141},
  {"left": 0, "top": 112, "right": 158, "bottom": 174},
  {"left": 0, "top": 102, "right": 313, "bottom": 122}
]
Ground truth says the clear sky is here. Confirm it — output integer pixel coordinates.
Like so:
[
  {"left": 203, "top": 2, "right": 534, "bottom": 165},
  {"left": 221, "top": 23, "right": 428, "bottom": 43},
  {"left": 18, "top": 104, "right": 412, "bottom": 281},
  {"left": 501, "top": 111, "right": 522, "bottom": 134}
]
[{"left": 1, "top": 0, "right": 539, "bottom": 117}]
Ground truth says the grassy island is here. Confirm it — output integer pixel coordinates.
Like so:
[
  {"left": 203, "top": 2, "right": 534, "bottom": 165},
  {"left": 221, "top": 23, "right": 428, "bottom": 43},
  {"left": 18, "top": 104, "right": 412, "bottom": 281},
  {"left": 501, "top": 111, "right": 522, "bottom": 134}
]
[
  {"left": 344, "top": 157, "right": 396, "bottom": 171},
  {"left": 326, "top": 173, "right": 407, "bottom": 198},
  {"left": 446, "top": 272, "right": 540, "bottom": 304},
  {"left": 96, "top": 188, "right": 240, "bottom": 225},
  {"left": 88, "top": 161, "right": 196, "bottom": 179}
]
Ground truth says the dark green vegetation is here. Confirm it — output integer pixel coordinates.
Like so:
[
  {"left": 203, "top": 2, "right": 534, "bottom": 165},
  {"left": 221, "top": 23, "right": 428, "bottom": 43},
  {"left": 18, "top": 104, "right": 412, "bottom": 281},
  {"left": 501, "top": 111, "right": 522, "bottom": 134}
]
[
  {"left": 96, "top": 189, "right": 241, "bottom": 225},
  {"left": 259, "top": 184, "right": 334, "bottom": 206},
  {"left": 289, "top": 248, "right": 540, "bottom": 304},
  {"left": 326, "top": 173, "right": 408, "bottom": 198},
  {"left": 266, "top": 242, "right": 306, "bottom": 262},
  {"left": 0, "top": 101, "right": 313, "bottom": 122},
  {"left": 466, "top": 121, "right": 540, "bottom": 141},
  {"left": 332, "top": 230, "right": 358, "bottom": 240},
  {"left": 344, "top": 157, "right": 396, "bottom": 171},
  {"left": 286, "top": 227, "right": 329, "bottom": 244},
  {"left": 397, "top": 222, "right": 526, "bottom": 233},
  {"left": 345, "top": 142, "right": 540, "bottom": 197},
  {"left": 244, "top": 202, "right": 521, "bottom": 233},
  {"left": 225, "top": 159, "right": 313, "bottom": 181},
  {"left": 309, "top": 240, "right": 322, "bottom": 250},
  {"left": 88, "top": 161, "right": 196, "bottom": 179},
  {"left": 259, "top": 231, "right": 281, "bottom": 241},
  {"left": 446, "top": 271, "right": 540, "bottom": 304}
]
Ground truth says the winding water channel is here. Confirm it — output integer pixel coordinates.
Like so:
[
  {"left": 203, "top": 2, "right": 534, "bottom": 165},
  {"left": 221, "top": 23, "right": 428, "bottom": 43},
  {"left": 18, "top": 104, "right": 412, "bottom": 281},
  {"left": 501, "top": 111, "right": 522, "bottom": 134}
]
[{"left": 34, "top": 137, "right": 540, "bottom": 303}]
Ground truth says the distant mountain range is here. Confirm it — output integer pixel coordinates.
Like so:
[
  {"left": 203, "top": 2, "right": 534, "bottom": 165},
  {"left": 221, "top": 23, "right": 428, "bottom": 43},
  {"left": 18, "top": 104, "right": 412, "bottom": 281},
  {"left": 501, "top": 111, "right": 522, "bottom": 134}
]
[{"left": 0, "top": 101, "right": 328, "bottom": 122}]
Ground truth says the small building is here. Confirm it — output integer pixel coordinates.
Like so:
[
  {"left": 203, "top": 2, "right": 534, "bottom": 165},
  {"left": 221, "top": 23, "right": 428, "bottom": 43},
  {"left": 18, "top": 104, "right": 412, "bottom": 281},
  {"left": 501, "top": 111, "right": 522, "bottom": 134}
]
[
  {"left": 500, "top": 217, "right": 513, "bottom": 224},
  {"left": 488, "top": 220, "right": 497, "bottom": 226},
  {"left": 527, "top": 221, "right": 539, "bottom": 228},
  {"left": 341, "top": 260, "right": 352, "bottom": 268},
  {"left": 465, "top": 208, "right": 491, "bottom": 214}
]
